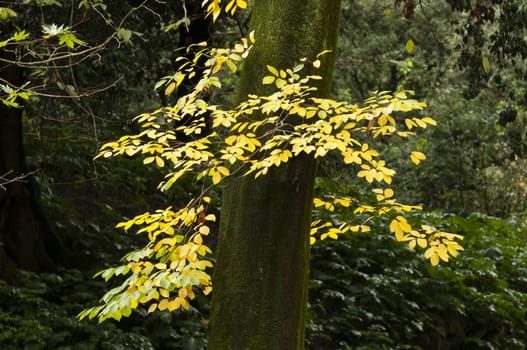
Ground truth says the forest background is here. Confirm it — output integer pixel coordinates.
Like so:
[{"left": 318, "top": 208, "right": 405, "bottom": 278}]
[{"left": 0, "top": 0, "right": 527, "bottom": 349}]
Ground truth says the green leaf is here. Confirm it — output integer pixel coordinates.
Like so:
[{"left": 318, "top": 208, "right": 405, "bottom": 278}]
[
  {"left": 293, "top": 64, "right": 304, "bottom": 72},
  {"left": 0, "top": 7, "right": 17, "bottom": 21},
  {"left": 482, "top": 55, "right": 490, "bottom": 74},
  {"left": 163, "top": 17, "right": 191, "bottom": 32},
  {"left": 13, "top": 30, "right": 30, "bottom": 41},
  {"left": 59, "top": 32, "right": 85, "bottom": 48},
  {"left": 117, "top": 28, "right": 133, "bottom": 44}
]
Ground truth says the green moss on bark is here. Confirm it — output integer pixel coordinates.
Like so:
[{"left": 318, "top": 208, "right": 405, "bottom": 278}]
[
  {"left": 237, "top": 0, "right": 341, "bottom": 99},
  {"left": 208, "top": 1, "right": 342, "bottom": 349}
]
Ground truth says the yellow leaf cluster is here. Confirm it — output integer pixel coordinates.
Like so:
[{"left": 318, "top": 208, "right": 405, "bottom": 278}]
[
  {"left": 202, "top": 0, "right": 248, "bottom": 21},
  {"left": 389, "top": 218, "right": 463, "bottom": 266},
  {"left": 86, "top": 32, "right": 461, "bottom": 322},
  {"left": 79, "top": 199, "right": 216, "bottom": 322}
]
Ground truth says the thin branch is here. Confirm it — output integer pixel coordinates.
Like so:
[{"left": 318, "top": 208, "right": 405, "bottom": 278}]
[{"left": 0, "top": 170, "right": 39, "bottom": 191}]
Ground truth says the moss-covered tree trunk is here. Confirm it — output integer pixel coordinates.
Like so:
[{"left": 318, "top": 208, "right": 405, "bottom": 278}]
[{"left": 208, "top": 1, "right": 342, "bottom": 349}]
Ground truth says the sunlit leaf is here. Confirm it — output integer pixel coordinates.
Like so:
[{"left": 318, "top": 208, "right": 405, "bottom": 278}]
[{"left": 405, "top": 39, "right": 414, "bottom": 54}]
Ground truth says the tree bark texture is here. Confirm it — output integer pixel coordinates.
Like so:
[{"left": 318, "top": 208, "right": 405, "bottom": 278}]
[{"left": 208, "top": 1, "right": 342, "bottom": 349}]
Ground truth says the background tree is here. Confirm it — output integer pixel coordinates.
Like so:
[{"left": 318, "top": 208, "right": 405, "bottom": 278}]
[
  {"left": 0, "top": 7, "right": 63, "bottom": 280},
  {"left": 0, "top": 0, "right": 208, "bottom": 279}
]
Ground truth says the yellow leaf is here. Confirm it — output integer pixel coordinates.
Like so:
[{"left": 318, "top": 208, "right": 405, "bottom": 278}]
[
  {"left": 164, "top": 82, "right": 176, "bottom": 96},
  {"left": 199, "top": 225, "right": 210, "bottom": 235},
  {"left": 390, "top": 216, "right": 411, "bottom": 241},
  {"left": 158, "top": 299, "right": 169, "bottom": 311},
  {"left": 334, "top": 197, "right": 351, "bottom": 207},
  {"left": 324, "top": 202, "right": 335, "bottom": 212},
  {"left": 147, "top": 303, "right": 157, "bottom": 313},
  {"left": 313, "top": 198, "right": 325, "bottom": 207},
  {"left": 155, "top": 156, "right": 165, "bottom": 167},
  {"left": 313, "top": 59, "right": 321, "bottom": 68},
  {"left": 144, "top": 156, "right": 155, "bottom": 165},
  {"left": 212, "top": 170, "right": 221, "bottom": 185},
  {"left": 237, "top": 0, "right": 247, "bottom": 9},
  {"left": 180, "top": 297, "right": 190, "bottom": 310},
  {"left": 414, "top": 118, "right": 427, "bottom": 128},
  {"left": 447, "top": 242, "right": 463, "bottom": 256},
  {"left": 179, "top": 245, "right": 190, "bottom": 258},
  {"left": 217, "top": 166, "right": 230, "bottom": 176},
  {"left": 410, "top": 151, "right": 426, "bottom": 165},
  {"left": 275, "top": 78, "right": 286, "bottom": 88},
  {"left": 262, "top": 76, "right": 275, "bottom": 85},
  {"left": 421, "top": 117, "right": 437, "bottom": 126},
  {"left": 406, "top": 39, "right": 414, "bottom": 54},
  {"left": 430, "top": 254, "right": 439, "bottom": 266},
  {"left": 204, "top": 214, "right": 216, "bottom": 222},
  {"left": 327, "top": 229, "right": 339, "bottom": 239},
  {"left": 167, "top": 299, "right": 180, "bottom": 311},
  {"left": 178, "top": 288, "right": 188, "bottom": 298},
  {"left": 266, "top": 65, "right": 279, "bottom": 76},
  {"left": 225, "top": 0, "right": 235, "bottom": 13},
  {"left": 436, "top": 244, "right": 449, "bottom": 262},
  {"left": 424, "top": 247, "right": 435, "bottom": 259},
  {"left": 193, "top": 234, "right": 203, "bottom": 244}
]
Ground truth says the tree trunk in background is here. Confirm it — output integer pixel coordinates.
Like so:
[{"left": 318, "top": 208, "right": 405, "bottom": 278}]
[
  {"left": 0, "top": 47, "right": 60, "bottom": 282},
  {"left": 208, "top": 1, "right": 341, "bottom": 349}
]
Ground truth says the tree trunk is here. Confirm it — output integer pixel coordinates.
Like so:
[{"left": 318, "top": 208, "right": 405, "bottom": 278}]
[
  {"left": 208, "top": 1, "right": 341, "bottom": 349},
  {"left": 0, "top": 44, "right": 61, "bottom": 282}
]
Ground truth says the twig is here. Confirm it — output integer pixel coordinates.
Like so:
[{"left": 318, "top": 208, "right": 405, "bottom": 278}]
[{"left": 0, "top": 170, "right": 39, "bottom": 191}]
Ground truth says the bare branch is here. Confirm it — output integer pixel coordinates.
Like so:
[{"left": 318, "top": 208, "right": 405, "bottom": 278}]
[{"left": 0, "top": 170, "right": 39, "bottom": 191}]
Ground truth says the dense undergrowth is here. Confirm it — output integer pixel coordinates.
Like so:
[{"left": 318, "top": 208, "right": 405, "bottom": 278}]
[
  {"left": 1, "top": 213, "right": 526, "bottom": 349},
  {"left": 307, "top": 213, "right": 527, "bottom": 349}
]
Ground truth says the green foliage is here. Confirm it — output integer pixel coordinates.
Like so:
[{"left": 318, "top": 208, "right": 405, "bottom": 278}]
[
  {"left": 0, "top": 269, "right": 207, "bottom": 349},
  {"left": 0, "top": 82, "right": 31, "bottom": 108},
  {"left": 307, "top": 211, "right": 527, "bottom": 349},
  {"left": 3, "top": 213, "right": 526, "bottom": 350},
  {"left": 392, "top": 88, "right": 527, "bottom": 216},
  {"left": 7, "top": 1, "right": 527, "bottom": 348},
  {"left": 333, "top": 0, "right": 527, "bottom": 217}
]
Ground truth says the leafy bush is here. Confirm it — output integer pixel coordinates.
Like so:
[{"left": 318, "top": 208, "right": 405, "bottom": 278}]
[
  {"left": 0, "top": 269, "right": 207, "bottom": 350},
  {"left": 307, "top": 213, "right": 527, "bottom": 349},
  {"left": 3, "top": 212, "right": 526, "bottom": 350}
]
